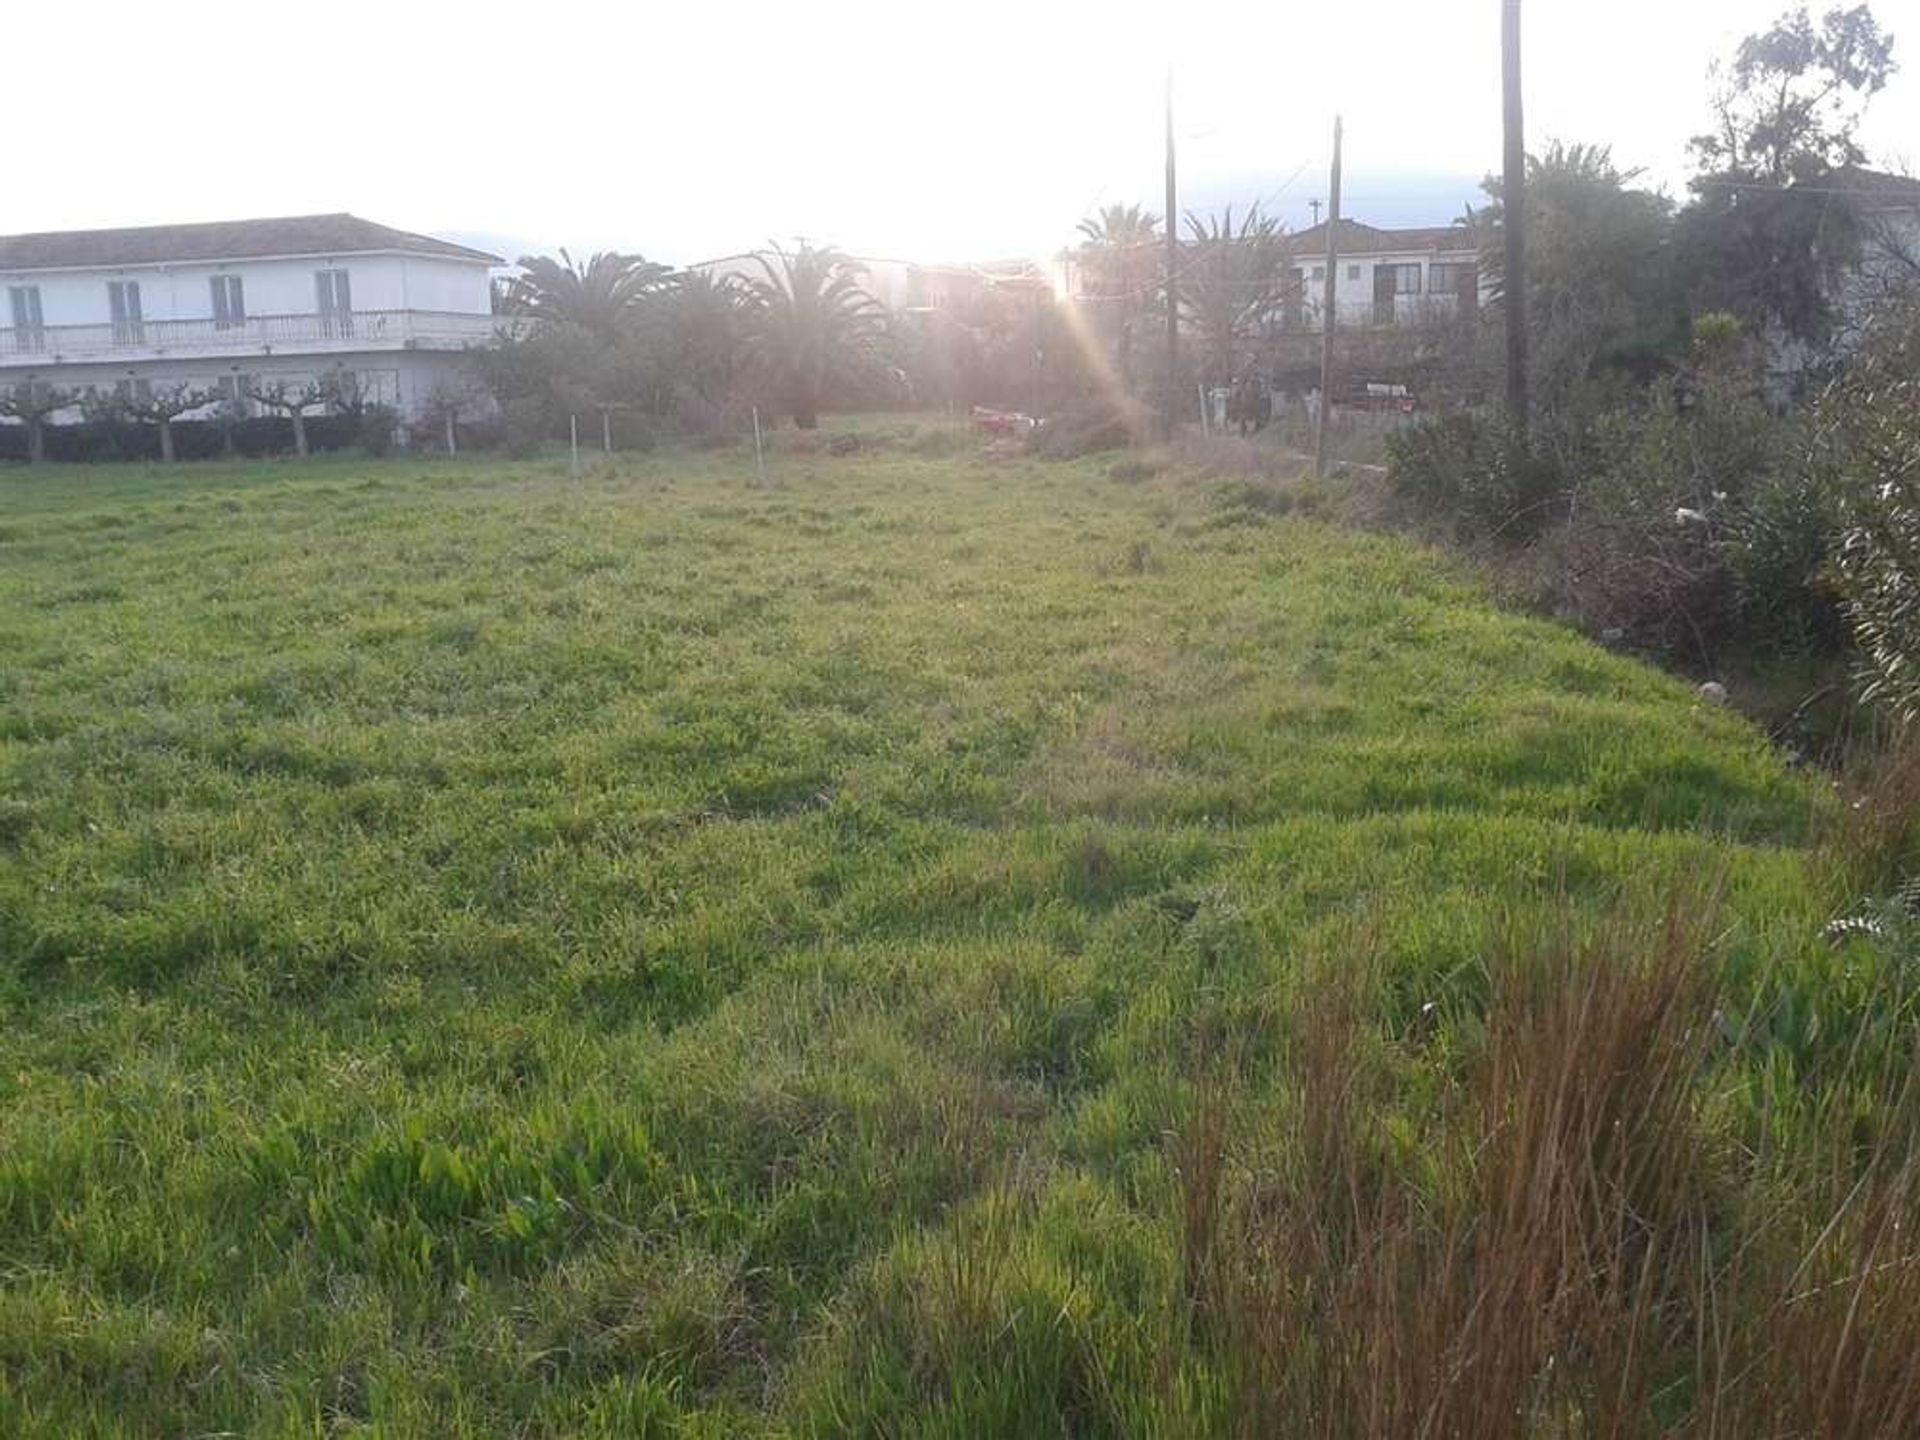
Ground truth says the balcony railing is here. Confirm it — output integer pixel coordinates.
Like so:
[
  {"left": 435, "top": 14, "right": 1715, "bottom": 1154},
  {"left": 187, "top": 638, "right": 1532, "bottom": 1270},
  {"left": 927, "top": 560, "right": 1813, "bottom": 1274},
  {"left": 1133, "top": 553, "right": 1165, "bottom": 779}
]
[{"left": 0, "top": 309, "right": 519, "bottom": 366}]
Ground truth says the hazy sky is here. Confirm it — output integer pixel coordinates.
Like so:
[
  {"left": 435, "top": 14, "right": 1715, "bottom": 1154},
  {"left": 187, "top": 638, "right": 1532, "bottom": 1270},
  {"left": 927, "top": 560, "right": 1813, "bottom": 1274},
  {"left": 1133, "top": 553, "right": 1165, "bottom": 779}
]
[{"left": 9, "top": 0, "right": 1916, "bottom": 267}]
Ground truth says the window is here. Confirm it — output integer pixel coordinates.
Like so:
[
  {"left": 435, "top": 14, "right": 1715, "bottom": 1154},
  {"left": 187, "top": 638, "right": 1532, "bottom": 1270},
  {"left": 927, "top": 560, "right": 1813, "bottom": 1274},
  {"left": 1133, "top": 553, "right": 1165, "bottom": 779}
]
[
  {"left": 1347, "top": 264, "right": 1361, "bottom": 281},
  {"left": 1378, "top": 263, "right": 1423, "bottom": 295},
  {"left": 1429, "top": 261, "right": 1478, "bottom": 297},
  {"left": 210, "top": 275, "right": 245, "bottom": 329},
  {"left": 1310, "top": 265, "right": 1325, "bottom": 281},
  {"left": 1372, "top": 263, "right": 1422, "bottom": 326},
  {"left": 7, "top": 285, "right": 43, "bottom": 351},
  {"left": 108, "top": 280, "right": 144, "bottom": 343},
  {"left": 315, "top": 269, "right": 352, "bottom": 336},
  {"left": 113, "top": 378, "right": 154, "bottom": 406}
]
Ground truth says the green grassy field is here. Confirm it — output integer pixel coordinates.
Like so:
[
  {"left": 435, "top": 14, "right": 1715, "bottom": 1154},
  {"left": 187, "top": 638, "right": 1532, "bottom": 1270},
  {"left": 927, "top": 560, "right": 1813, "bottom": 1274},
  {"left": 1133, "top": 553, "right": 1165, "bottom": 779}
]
[{"left": 0, "top": 439, "right": 1880, "bottom": 1434}]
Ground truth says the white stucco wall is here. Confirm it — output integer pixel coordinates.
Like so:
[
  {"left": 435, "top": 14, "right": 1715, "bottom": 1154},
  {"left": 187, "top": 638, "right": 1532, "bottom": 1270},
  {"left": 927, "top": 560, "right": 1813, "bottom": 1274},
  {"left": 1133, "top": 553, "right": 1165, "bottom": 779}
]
[
  {"left": 1285, "top": 250, "right": 1487, "bottom": 331},
  {"left": 3, "top": 253, "right": 492, "bottom": 325}
]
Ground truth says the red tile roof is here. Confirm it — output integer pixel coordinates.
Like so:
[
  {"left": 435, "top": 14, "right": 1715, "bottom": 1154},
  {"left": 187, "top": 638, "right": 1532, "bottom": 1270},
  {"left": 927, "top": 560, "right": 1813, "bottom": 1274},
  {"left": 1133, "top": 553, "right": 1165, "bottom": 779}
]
[
  {"left": 1283, "top": 219, "right": 1477, "bottom": 257},
  {"left": 0, "top": 214, "right": 501, "bottom": 271}
]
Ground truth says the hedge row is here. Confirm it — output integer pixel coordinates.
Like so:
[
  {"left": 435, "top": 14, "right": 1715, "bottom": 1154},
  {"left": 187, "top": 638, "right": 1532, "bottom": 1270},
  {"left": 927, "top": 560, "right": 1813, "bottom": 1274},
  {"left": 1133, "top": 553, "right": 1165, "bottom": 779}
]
[{"left": 0, "top": 414, "right": 403, "bottom": 464}]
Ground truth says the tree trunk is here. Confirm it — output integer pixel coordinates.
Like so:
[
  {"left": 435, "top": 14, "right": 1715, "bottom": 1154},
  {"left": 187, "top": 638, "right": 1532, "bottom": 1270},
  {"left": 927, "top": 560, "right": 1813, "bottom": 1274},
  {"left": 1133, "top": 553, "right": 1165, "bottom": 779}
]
[
  {"left": 159, "top": 419, "right": 175, "bottom": 463},
  {"left": 292, "top": 409, "right": 309, "bottom": 458},
  {"left": 445, "top": 413, "right": 458, "bottom": 455},
  {"left": 27, "top": 416, "right": 45, "bottom": 464}
]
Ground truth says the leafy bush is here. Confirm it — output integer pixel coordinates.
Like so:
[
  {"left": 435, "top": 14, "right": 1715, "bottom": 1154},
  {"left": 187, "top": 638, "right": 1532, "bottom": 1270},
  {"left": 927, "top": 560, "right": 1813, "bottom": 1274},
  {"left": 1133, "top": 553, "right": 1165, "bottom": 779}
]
[
  {"left": 1385, "top": 410, "right": 1563, "bottom": 541},
  {"left": 1546, "top": 376, "right": 1838, "bottom": 661},
  {"left": 500, "top": 397, "right": 549, "bottom": 459},
  {"left": 355, "top": 403, "right": 399, "bottom": 457},
  {"left": 1722, "top": 464, "right": 1845, "bottom": 654},
  {"left": 1394, "top": 320, "right": 1844, "bottom": 668},
  {"left": 1027, "top": 398, "right": 1136, "bottom": 460},
  {"left": 1826, "top": 301, "right": 1920, "bottom": 721}
]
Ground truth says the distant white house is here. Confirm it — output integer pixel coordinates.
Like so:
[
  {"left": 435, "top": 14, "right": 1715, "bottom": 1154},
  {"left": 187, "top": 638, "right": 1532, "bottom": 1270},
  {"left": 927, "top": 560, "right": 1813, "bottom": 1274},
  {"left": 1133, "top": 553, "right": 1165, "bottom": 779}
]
[
  {"left": 1275, "top": 219, "right": 1486, "bottom": 332},
  {"left": 1829, "top": 166, "right": 1920, "bottom": 335},
  {"left": 1053, "top": 216, "right": 1487, "bottom": 333},
  {"left": 0, "top": 214, "right": 505, "bottom": 422}
]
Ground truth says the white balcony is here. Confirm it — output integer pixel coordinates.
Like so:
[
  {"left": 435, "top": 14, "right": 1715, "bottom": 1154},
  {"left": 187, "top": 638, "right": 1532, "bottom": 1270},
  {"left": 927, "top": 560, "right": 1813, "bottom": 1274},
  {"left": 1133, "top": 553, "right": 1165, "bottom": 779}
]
[{"left": 0, "top": 309, "right": 518, "bottom": 369}]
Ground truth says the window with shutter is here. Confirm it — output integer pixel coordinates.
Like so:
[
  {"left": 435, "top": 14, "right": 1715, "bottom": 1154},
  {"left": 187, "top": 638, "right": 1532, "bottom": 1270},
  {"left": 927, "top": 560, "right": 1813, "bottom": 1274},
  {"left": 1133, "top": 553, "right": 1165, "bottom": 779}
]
[
  {"left": 315, "top": 270, "right": 353, "bottom": 337},
  {"left": 211, "top": 275, "right": 245, "bottom": 329},
  {"left": 7, "top": 286, "right": 43, "bottom": 351},
  {"left": 108, "top": 281, "right": 144, "bottom": 343}
]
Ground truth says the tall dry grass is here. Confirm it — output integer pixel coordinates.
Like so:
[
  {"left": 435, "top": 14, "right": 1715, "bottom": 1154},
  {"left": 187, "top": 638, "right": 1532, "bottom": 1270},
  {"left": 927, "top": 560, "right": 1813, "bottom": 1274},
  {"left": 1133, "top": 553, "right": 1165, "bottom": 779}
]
[{"left": 1180, "top": 891, "right": 1920, "bottom": 1437}]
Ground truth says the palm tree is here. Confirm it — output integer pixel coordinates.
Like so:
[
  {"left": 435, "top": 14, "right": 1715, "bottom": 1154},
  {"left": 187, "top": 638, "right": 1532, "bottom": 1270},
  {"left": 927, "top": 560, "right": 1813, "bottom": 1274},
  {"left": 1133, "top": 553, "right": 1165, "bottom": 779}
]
[
  {"left": 741, "top": 243, "right": 887, "bottom": 429},
  {"left": 1076, "top": 204, "right": 1161, "bottom": 387},
  {"left": 1176, "top": 205, "right": 1293, "bottom": 386},
  {"left": 503, "top": 249, "right": 673, "bottom": 341},
  {"left": 667, "top": 271, "right": 751, "bottom": 407}
]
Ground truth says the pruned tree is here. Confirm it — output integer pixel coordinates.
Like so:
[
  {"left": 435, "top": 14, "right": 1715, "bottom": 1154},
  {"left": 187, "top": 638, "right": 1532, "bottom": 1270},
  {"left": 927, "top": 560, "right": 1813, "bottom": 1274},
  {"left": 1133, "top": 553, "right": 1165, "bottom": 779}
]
[
  {"left": 0, "top": 380, "right": 73, "bottom": 464},
  {"left": 420, "top": 375, "right": 489, "bottom": 455},
  {"left": 1176, "top": 205, "right": 1293, "bottom": 386},
  {"left": 741, "top": 242, "right": 887, "bottom": 428},
  {"left": 245, "top": 378, "right": 329, "bottom": 457},
  {"left": 115, "top": 380, "right": 221, "bottom": 462}
]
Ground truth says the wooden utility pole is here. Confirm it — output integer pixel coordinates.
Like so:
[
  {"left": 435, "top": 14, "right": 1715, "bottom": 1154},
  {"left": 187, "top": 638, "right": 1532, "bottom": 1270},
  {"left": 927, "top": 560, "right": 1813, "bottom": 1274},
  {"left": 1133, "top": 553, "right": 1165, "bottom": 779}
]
[
  {"left": 1502, "top": 0, "right": 1529, "bottom": 426},
  {"left": 1163, "top": 66, "right": 1180, "bottom": 441},
  {"left": 1314, "top": 115, "right": 1343, "bottom": 478}
]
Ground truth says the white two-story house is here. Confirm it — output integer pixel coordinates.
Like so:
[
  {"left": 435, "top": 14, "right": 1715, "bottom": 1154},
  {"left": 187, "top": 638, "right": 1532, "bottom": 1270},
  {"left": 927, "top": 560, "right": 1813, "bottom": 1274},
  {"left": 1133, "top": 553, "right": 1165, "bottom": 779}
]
[
  {"left": 1278, "top": 219, "right": 1486, "bottom": 332},
  {"left": 1, "top": 213, "right": 504, "bottom": 422}
]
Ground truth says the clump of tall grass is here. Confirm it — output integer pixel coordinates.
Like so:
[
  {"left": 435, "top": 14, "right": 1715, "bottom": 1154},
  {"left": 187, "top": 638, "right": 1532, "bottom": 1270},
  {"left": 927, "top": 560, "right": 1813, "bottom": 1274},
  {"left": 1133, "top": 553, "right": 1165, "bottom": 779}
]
[
  {"left": 1821, "top": 731, "right": 1920, "bottom": 901},
  {"left": 1181, "top": 890, "right": 1920, "bottom": 1436}
]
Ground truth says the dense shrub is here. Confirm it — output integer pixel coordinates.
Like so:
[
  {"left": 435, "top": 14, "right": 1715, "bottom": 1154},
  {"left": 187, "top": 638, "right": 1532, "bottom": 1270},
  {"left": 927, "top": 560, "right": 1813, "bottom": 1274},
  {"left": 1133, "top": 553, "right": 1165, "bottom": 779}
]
[
  {"left": 1545, "top": 376, "right": 1840, "bottom": 661},
  {"left": 499, "top": 397, "right": 549, "bottom": 459},
  {"left": 1026, "top": 397, "right": 1137, "bottom": 460},
  {"left": 1826, "top": 301, "right": 1920, "bottom": 721},
  {"left": 0, "top": 413, "right": 388, "bottom": 463},
  {"left": 1722, "top": 464, "right": 1845, "bottom": 653},
  {"left": 1390, "top": 321, "right": 1845, "bottom": 668},
  {"left": 353, "top": 403, "right": 399, "bottom": 458},
  {"left": 1385, "top": 409, "right": 1562, "bottom": 541}
]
